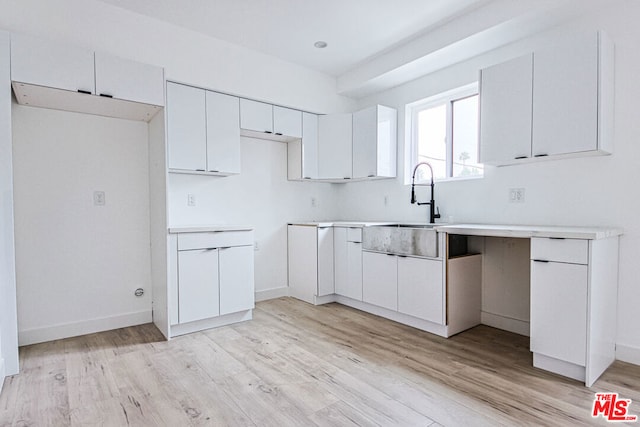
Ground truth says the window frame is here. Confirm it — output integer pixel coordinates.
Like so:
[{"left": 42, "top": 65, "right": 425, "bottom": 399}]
[{"left": 406, "top": 83, "right": 481, "bottom": 184}]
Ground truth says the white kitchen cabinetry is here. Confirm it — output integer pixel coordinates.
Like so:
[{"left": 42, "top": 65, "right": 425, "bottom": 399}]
[
  {"left": 10, "top": 34, "right": 164, "bottom": 121},
  {"left": 352, "top": 105, "right": 397, "bottom": 179},
  {"left": 479, "top": 54, "right": 533, "bottom": 164},
  {"left": 288, "top": 112, "right": 319, "bottom": 180},
  {"left": 530, "top": 236, "right": 618, "bottom": 386},
  {"left": 287, "top": 225, "right": 334, "bottom": 304},
  {"left": 479, "top": 31, "right": 613, "bottom": 165},
  {"left": 167, "top": 82, "right": 240, "bottom": 175},
  {"left": 397, "top": 256, "right": 443, "bottom": 324},
  {"left": 532, "top": 31, "right": 613, "bottom": 157},
  {"left": 206, "top": 91, "right": 241, "bottom": 174},
  {"left": 273, "top": 106, "right": 302, "bottom": 138},
  {"left": 178, "top": 248, "right": 220, "bottom": 323},
  {"left": 167, "top": 82, "right": 207, "bottom": 171},
  {"left": 362, "top": 251, "right": 398, "bottom": 311},
  {"left": 10, "top": 33, "right": 95, "bottom": 94},
  {"left": 94, "top": 52, "right": 165, "bottom": 107},
  {"left": 219, "top": 246, "right": 255, "bottom": 315},
  {"left": 169, "top": 229, "right": 254, "bottom": 337},
  {"left": 334, "top": 227, "right": 363, "bottom": 301},
  {"left": 318, "top": 113, "right": 353, "bottom": 180},
  {"left": 240, "top": 99, "right": 273, "bottom": 134}
]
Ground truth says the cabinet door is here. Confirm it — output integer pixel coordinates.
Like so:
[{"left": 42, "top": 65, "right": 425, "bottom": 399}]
[
  {"left": 240, "top": 99, "right": 273, "bottom": 133},
  {"left": 302, "top": 112, "right": 319, "bottom": 179},
  {"left": 94, "top": 52, "right": 164, "bottom": 106},
  {"left": 287, "top": 225, "right": 318, "bottom": 304},
  {"left": 398, "top": 256, "right": 443, "bottom": 324},
  {"left": 533, "top": 33, "right": 599, "bottom": 156},
  {"left": 206, "top": 91, "right": 241, "bottom": 174},
  {"left": 219, "top": 246, "right": 254, "bottom": 315},
  {"left": 166, "top": 82, "right": 207, "bottom": 171},
  {"left": 318, "top": 113, "right": 353, "bottom": 180},
  {"left": 479, "top": 53, "right": 533, "bottom": 164},
  {"left": 317, "top": 227, "right": 335, "bottom": 296},
  {"left": 362, "top": 251, "right": 397, "bottom": 311},
  {"left": 273, "top": 106, "right": 302, "bottom": 138},
  {"left": 346, "top": 241, "right": 363, "bottom": 301},
  {"left": 10, "top": 33, "right": 95, "bottom": 94},
  {"left": 178, "top": 249, "right": 220, "bottom": 323},
  {"left": 530, "top": 260, "right": 588, "bottom": 366},
  {"left": 352, "top": 106, "right": 377, "bottom": 179},
  {"left": 333, "top": 227, "right": 348, "bottom": 296}
]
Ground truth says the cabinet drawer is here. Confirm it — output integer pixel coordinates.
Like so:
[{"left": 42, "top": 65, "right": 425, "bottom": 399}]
[
  {"left": 178, "top": 231, "right": 253, "bottom": 250},
  {"left": 347, "top": 227, "right": 362, "bottom": 243},
  {"left": 530, "top": 237, "right": 588, "bottom": 265}
]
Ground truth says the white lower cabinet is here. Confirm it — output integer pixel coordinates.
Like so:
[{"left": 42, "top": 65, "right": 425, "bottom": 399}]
[
  {"left": 170, "top": 230, "right": 254, "bottom": 336},
  {"left": 178, "top": 248, "right": 220, "bottom": 323},
  {"left": 334, "top": 227, "right": 363, "bottom": 300},
  {"left": 529, "top": 236, "right": 618, "bottom": 386},
  {"left": 530, "top": 260, "right": 587, "bottom": 366},
  {"left": 398, "top": 256, "right": 444, "bottom": 324},
  {"left": 362, "top": 251, "right": 398, "bottom": 311},
  {"left": 287, "top": 225, "right": 334, "bottom": 304},
  {"left": 219, "top": 246, "right": 255, "bottom": 315}
]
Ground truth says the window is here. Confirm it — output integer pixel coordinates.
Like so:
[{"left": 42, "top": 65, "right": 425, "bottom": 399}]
[{"left": 408, "top": 84, "right": 482, "bottom": 182}]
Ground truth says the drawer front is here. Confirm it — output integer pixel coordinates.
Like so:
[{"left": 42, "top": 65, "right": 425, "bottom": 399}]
[
  {"left": 347, "top": 227, "right": 362, "bottom": 243},
  {"left": 530, "top": 237, "right": 588, "bottom": 265},
  {"left": 178, "top": 231, "right": 253, "bottom": 250}
]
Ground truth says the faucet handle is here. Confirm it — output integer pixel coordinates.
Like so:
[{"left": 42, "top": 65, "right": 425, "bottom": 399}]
[{"left": 434, "top": 207, "right": 441, "bottom": 219}]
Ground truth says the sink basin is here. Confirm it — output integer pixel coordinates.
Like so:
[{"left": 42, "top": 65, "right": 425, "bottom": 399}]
[{"left": 362, "top": 225, "right": 438, "bottom": 258}]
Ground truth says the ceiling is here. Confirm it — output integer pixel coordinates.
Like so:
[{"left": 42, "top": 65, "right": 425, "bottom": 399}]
[
  {"left": 95, "top": 0, "right": 490, "bottom": 76},
  {"left": 95, "top": 0, "right": 611, "bottom": 97}
]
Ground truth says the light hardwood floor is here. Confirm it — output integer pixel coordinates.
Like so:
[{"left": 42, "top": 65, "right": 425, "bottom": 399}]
[{"left": 1, "top": 297, "right": 639, "bottom": 426}]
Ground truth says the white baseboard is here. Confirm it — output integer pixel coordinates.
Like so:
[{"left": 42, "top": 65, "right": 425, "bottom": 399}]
[
  {"left": 169, "top": 310, "right": 252, "bottom": 338},
  {"left": 616, "top": 343, "right": 640, "bottom": 366},
  {"left": 481, "top": 311, "right": 530, "bottom": 337},
  {"left": 255, "top": 286, "right": 289, "bottom": 302},
  {"left": 0, "top": 357, "right": 5, "bottom": 395},
  {"left": 18, "top": 310, "right": 152, "bottom": 346}
]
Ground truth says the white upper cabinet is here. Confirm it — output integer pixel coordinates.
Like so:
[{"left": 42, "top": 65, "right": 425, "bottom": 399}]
[
  {"left": 206, "top": 91, "right": 241, "bottom": 174},
  {"left": 273, "top": 106, "right": 302, "bottom": 138},
  {"left": 240, "top": 99, "right": 273, "bottom": 134},
  {"left": 10, "top": 33, "right": 163, "bottom": 121},
  {"left": 479, "top": 31, "right": 613, "bottom": 165},
  {"left": 94, "top": 52, "right": 164, "bottom": 106},
  {"left": 10, "top": 33, "right": 95, "bottom": 94},
  {"left": 479, "top": 53, "right": 533, "bottom": 164},
  {"left": 288, "top": 112, "right": 319, "bottom": 180},
  {"left": 318, "top": 113, "right": 353, "bottom": 180},
  {"left": 167, "top": 82, "right": 241, "bottom": 175},
  {"left": 167, "top": 82, "right": 207, "bottom": 171},
  {"left": 532, "top": 31, "right": 612, "bottom": 157},
  {"left": 352, "top": 105, "right": 397, "bottom": 179}
]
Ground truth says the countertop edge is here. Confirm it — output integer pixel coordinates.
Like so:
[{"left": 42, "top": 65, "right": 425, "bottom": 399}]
[
  {"left": 168, "top": 225, "right": 254, "bottom": 233},
  {"left": 434, "top": 224, "right": 623, "bottom": 240}
]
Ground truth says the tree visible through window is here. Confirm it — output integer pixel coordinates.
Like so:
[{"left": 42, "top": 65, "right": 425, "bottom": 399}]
[{"left": 409, "top": 85, "right": 483, "bottom": 182}]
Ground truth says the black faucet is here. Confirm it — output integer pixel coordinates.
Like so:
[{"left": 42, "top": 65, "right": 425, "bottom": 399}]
[{"left": 410, "top": 162, "right": 441, "bottom": 224}]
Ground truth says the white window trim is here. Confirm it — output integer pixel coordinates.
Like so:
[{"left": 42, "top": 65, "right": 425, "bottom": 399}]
[{"left": 404, "top": 82, "right": 480, "bottom": 185}]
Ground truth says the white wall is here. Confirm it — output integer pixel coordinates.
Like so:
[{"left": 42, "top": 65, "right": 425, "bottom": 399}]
[
  {"left": 336, "top": 5, "right": 640, "bottom": 362},
  {"left": 0, "top": 30, "right": 18, "bottom": 383},
  {"left": 12, "top": 106, "right": 152, "bottom": 345},
  {"left": 168, "top": 138, "right": 341, "bottom": 294}
]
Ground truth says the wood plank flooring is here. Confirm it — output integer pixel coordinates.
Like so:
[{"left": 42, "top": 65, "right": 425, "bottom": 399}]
[{"left": 1, "top": 297, "right": 640, "bottom": 426}]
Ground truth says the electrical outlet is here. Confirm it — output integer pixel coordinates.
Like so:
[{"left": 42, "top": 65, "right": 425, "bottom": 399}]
[
  {"left": 187, "top": 193, "right": 196, "bottom": 207},
  {"left": 311, "top": 197, "right": 317, "bottom": 207},
  {"left": 509, "top": 188, "right": 525, "bottom": 203},
  {"left": 93, "top": 191, "right": 105, "bottom": 206},
  {"left": 384, "top": 195, "right": 389, "bottom": 206},
  {"left": 254, "top": 241, "right": 259, "bottom": 251}
]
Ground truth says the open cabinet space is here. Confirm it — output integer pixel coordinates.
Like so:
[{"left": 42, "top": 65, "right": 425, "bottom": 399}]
[{"left": 11, "top": 104, "right": 158, "bottom": 345}]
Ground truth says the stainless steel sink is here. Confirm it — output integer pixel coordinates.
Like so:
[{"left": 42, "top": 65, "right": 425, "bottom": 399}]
[{"left": 362, "top": 225, "right": 438, "bottom": 258}]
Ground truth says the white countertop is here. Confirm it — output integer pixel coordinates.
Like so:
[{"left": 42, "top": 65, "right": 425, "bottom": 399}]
[
  {"left": 288, "top": 221, "right": 396, "bottom": 227},
  {"left": 434, "top": 223, "right": 623, "bottom": 240},
  {"left": 168, "top": 225, "right": 253, "bottom": 233}
]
